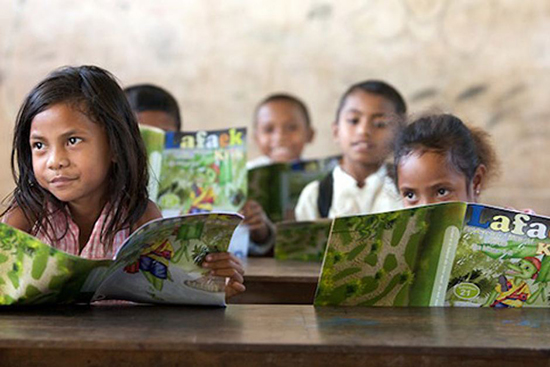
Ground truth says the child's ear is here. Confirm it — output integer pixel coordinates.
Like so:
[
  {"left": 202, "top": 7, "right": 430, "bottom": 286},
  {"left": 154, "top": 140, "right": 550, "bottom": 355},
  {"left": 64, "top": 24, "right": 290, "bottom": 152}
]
[
  {"left": 253, "top": 126, "right": 260, "bottom": 143},
  {"left": 471, "top": 164, "right": 487, "bottom": 201},
  {"left": 331, "top": 121, "right": 339, "bottom": 141},
  {"left": 306, "top": 127, "right": 315, "bottom": 143}
]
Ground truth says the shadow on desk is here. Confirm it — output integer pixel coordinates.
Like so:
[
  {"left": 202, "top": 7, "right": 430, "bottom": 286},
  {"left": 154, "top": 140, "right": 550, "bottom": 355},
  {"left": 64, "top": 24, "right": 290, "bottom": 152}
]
[{"left": 229, "top": 258, "right": 321, "bottom": 304}]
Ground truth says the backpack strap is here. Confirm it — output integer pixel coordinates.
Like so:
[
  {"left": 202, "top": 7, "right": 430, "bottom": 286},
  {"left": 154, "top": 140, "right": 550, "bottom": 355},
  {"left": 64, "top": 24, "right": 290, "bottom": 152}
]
[{"left": 317, "top": 171, "right": 334, "bottom": 218}]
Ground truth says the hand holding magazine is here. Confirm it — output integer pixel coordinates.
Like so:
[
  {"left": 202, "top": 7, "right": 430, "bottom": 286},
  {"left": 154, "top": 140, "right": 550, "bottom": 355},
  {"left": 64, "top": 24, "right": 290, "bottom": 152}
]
[
  {"left": 0, "top": 213, "right": 242, "bottom": 306},
  {"left": 248, "top": 156, "right": 339, "bottom": 222}
]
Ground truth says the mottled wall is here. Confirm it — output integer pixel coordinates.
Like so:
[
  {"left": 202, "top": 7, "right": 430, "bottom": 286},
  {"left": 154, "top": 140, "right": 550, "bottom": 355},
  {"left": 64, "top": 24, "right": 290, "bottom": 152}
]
[{"left": 1, "top": 0, "right": 550, "bottom": 213}]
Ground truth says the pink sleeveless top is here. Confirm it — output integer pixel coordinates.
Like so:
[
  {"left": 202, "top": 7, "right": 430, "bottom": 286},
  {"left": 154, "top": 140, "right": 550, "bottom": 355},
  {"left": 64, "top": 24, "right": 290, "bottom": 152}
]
[{"left": 35, "top": 205, "right": 130, "bottom": 260}]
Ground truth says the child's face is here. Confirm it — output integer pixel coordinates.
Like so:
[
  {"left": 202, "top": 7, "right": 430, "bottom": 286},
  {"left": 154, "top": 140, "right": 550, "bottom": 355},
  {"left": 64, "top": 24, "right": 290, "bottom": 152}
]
[
  {"left": 254, "top": 100, "right": 313, "bottom": 162},
  {"left": 137, "top": 111, "right": 179, "bottom": 132},
  {"left": 333, "top": 90, "right": 400, "bottom": 167},
  {"left": 397, "top": 150, "right": 473, "bottom": 207},
  {"left": 29, "top": 103, "right": 113, "bottom": 206}
]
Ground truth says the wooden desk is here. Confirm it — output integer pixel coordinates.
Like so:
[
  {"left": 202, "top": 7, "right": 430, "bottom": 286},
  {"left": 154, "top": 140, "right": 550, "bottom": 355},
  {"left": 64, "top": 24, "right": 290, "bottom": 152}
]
[
  {"left": 230, "top": 258, "right": 321, "bottom": 304},
  {"left": 1, "top": 305, "right": 550, "bottom": 366}
]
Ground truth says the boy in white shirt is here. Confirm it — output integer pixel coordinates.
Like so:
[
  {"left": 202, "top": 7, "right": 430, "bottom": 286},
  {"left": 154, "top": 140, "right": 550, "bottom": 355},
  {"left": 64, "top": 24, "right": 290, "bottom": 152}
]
[{"left": 295, "top": 80, "right": 406, "bottom": 220}]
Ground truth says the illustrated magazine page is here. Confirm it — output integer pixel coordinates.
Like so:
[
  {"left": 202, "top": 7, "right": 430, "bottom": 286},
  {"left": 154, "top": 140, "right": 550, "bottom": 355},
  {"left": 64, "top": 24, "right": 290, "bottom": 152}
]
[{"left": 0, "top": 213, "right": 242, "bottom": 306}]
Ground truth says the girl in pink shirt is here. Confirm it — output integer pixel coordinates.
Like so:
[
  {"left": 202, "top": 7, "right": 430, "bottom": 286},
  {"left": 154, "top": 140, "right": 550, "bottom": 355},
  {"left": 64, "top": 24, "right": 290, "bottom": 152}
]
[{"left": 2, "top": 65, "right": 244, "bottom": 299}]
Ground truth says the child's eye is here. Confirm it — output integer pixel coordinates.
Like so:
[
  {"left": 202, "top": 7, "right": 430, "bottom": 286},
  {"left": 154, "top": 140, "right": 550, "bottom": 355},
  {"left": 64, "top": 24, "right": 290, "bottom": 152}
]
[
  {"left": 373, "top": 120, "right": 389, "bottom": 128},
  {"left": 32, "top": 142, "right": 44, "bottom": 150},
  {"left": 285, "top": 124, "right": 299, "bottom": 132},
  {"left": 402, "top": 191, "right": 416, "bottom": 200},
  {"left": 67, "top": 137, "right": 82, "bottom": 146},
  {"left": 261, "top": 126, "right": 274, "bottom": 134},
  {"left": 436, "top": 188, "right": 450, "bottom": 197},
  {"left": 346, "top": 118, "right": 360, "bottom": 125}
]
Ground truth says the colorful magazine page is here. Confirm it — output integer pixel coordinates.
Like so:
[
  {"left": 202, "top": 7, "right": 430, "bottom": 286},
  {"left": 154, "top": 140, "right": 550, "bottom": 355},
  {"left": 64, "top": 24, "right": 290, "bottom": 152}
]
[
  {"left": 140, "top": 125, "right": 166, "bottom": 201},
  {"left": 0, "top": 213, "right": 242, "bottom": 306},
  {"left": 248, "top": 162, "right": 285, "bottom": 222},
  {"left": 0, "top": 223, "right": 111, "bottom": 306},
  {"left": 314, "top": 202, "right": 467, "bottom": 307},
  {"left": 157, "top": 128, "right": 247, "bottom": 217},
  {"left": 248, "top": 155, "right": 339, "bottom": 222},
  {"left": 274, "top": 220, "right": 332, "bottom": 262},
  {"left": 93, "top": 213, "right": 242, "bottom": 306},
  {"left": 447, "top": 204, "right": 550, "bottom": 308}
]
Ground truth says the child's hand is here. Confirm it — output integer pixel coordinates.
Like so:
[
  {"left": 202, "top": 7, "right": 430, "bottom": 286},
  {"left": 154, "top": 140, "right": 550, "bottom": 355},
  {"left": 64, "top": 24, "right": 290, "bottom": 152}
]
[
  {"left": 240, "top": 200, "right": 272, "bottom": 244},
  {"left": 202, "top": 252, "right": 245, "bottom": 300}
]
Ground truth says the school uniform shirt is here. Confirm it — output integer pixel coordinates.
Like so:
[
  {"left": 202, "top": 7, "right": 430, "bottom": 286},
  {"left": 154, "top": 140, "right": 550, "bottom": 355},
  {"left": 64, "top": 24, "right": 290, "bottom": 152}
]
[
  {"left": 34, "top": 204, "right": 129, "bottom": 260},
  {"left": 246, "top": 155, "right": 272, "bottom": 170},
  {"left": 294, "top": 164, "right": 402, "bottom": 221}
]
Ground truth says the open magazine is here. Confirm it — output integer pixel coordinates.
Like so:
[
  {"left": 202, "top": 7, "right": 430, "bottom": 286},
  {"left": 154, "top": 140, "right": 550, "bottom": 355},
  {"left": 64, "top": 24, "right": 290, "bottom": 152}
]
[
  {"left": 315, "top": 202, "right": 550, "bottom": 307},
  {"left": 248, "top": 156, "right": 339, "bottom": 222},
  {"left": 274, "top": 220, "right": 331, "bottom": 262},
  {"left": 0, "top": 213, "right": 242, "bottom": 306},
  {"left": 140, "top": 125, "right": 166, "bottom": 202},
  {"left": 140, "top": 127, "right": 247, "bottom": 217}
]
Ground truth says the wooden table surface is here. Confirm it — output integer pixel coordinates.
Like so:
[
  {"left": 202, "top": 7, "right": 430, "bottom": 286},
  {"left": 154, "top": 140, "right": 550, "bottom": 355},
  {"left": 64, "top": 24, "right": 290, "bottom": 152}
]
[
  {"left": 1, "top": 304, "right": 550, "bottom": 366},
  {"left": 230, "top": 258, "right": 321, "bottom": 304}
]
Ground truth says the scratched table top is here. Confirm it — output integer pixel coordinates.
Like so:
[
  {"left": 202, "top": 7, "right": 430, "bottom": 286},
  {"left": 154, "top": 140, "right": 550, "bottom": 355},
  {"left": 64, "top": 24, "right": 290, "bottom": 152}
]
[{"left": 1, "top": 304, "right": 550, "bottom": 366}]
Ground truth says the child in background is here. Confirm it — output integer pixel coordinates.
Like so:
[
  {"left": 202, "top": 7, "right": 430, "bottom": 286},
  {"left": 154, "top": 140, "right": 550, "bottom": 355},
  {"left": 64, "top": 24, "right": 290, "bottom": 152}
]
[
  {"left": 295, "top": 80, "right": 406, "bottom": 220},
  {"left": 394, "top": 113, "right": 499, "bottom": 207},
  {"left": 247, "top": 93, "right": 315, "bottom": 169},
  {"left": 245, "top": 93, "right": 315, "bottom": 255},
  {"left": 2, "top": 65, "right": 244, "bottom": 299},
  {"left": 124, "top": 84, "right": 181, "bottom": 132}
]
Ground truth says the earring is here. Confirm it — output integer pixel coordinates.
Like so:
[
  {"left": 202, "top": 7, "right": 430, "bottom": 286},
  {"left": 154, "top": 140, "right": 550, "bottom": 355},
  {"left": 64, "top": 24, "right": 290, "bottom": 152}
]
[{"left": 475, "top": 189, "right": 480, "bottom": 195}]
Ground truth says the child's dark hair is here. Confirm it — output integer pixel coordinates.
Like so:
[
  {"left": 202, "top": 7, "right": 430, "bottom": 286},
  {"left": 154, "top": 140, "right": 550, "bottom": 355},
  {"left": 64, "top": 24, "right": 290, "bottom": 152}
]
[
  {"left": 394, "top": 114, "right": 499, "bottom": 189},
  {"left": 124, "top": 84, "right": 181, "bottom": 131},
  {"left": 336, "top": 80, "right": 407, "bottom": 120},
  {"left": 6, "top": 65, "right": 149, "bottom": 250},
  {"left": 254, "top": 93, "right": 311, "bottom": 127}
]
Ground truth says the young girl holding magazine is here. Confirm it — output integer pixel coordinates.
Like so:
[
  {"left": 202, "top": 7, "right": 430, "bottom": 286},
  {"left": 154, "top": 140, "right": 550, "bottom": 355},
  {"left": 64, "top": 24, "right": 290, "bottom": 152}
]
[{"left": 2, "top": 65, "right": 245, "bottom": 299}]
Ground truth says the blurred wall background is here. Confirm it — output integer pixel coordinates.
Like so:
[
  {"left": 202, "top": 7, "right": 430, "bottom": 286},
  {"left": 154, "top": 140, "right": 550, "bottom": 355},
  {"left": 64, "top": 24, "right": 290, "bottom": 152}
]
[{"left": 1, "top": 0, "right": 550, "bottom": 213}]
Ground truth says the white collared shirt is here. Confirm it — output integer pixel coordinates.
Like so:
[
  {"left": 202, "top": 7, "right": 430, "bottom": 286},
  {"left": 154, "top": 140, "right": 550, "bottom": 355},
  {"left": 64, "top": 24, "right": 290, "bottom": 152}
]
[
  {"left": 294, "top": 164, "right": 402, "bottom": 221},
  {"left": 246, "top": 155, "right": 273, "bottom": 170}
]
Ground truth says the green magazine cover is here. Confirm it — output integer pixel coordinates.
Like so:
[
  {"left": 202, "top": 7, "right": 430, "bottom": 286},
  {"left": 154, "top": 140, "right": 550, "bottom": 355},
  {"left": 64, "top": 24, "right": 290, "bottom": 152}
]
[
  {"left": 446, "top": 204, "right": 550, "bottom": 308},
  {"left": 140, "top": 125, "right": 166, "bottom": 202},
  {"left": 315, "top": 202, "right": 466, "bottom": 306},
  {"left": 0, "top": 213, "right": 242, "bottom": 306},
  {"left": 156, "top": 128, "right": 247, "bottom": 217},
  {"left": 248, "top": 156, "right": 339, "bottom": 222},
  {"left": 315, "top": 202, "right": 550, "bottom": 307},
  {"left": 274, "top": 220, "right": 332, "bottom": 262}
]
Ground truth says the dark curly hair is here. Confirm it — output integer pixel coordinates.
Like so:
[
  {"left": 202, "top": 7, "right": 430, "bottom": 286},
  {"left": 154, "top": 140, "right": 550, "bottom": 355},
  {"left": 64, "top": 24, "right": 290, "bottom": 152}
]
[{"left": 394, "top": 113, "right": 499, "bottom": 190}]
